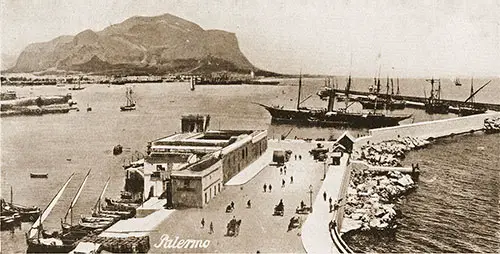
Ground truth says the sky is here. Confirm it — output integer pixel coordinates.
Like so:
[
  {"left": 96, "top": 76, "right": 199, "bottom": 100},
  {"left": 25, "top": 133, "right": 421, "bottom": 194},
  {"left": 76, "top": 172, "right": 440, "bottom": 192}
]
[{"left": 1, "top": 0, "right": 499, "bottom": 77}]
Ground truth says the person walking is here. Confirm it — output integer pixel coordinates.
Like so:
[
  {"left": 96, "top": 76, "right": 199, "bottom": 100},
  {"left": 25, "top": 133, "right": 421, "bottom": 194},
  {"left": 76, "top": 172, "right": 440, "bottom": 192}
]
[
  {"left": 209, "top": 222, "right": 214, "bottom": 234},
  {"left": 282, "top": 179, "right": 285, "bottom": 188},
  {"left": 269, "top": 184, "right": 272, "bottom": 192},
  {"left": 323, "top": 191, "right": 327, "bottom": 201},
  {"left": 329, "top": 197, "right": 332, "bottom": 205},
  {"left": 284, "top": 168, "right": 287, "bottom": 175},
  {"left": 247, "top": 199, "right": 251, "bottom": 208},
  {"left": 290, "top": 176, "right": 294, "bottom": 184},
  {"left": 299, "top": 155, "right": 302, "bottom": 160},
  {"left": 280, "top": 167, "right": 283, "bottom": 175},
  {"left": 231, "top": 201, "right": 235, "bottom": 209},
  {"left": 201, "top": 218, "right": 205, "bottom": 229},
  {"left": 263, "top": 184, "right": 267, "bottom": 192}
]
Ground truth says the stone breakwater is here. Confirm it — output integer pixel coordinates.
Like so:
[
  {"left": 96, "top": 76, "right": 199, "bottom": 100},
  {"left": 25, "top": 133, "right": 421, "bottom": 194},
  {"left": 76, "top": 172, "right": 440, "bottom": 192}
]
[
  {"left": 354, "top": 136, "right": 430, "bottom": 167},
  {"left": 0, "top": 94, "right": 75, "bottom": 117},
  {"left": 484, "top": 117, "right": 500, "bottom": 133},
  {"left": 342, "top": 166, "right": 416, "bottom": 233}
]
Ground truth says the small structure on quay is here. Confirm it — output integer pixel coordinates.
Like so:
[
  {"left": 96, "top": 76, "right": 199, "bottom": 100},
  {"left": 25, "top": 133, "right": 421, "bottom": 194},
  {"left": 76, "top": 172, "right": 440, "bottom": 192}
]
[{"left": 125, "top": 114, "right": 268, "bottom": 209}]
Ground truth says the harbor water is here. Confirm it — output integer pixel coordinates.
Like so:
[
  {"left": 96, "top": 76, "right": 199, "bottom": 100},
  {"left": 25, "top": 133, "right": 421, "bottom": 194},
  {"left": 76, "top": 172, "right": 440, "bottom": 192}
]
[{"left": 1, "top": 78, "right": 499, "bottom": 252}]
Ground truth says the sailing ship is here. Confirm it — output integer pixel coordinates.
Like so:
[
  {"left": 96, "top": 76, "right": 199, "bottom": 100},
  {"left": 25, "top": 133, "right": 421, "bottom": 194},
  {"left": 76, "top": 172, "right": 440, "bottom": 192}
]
[
  {"left": 91, "top": 177, "right": 135, "bottom": 219},
  {"left": 355, "top": 77, "right": 406, "bottom": 110},
  {"left": 424, "top": 78, "right": 449, "bottom": 114},
  {"left": 25, "top": 173, "right": 81, "bottom": 253},
  {"left": 68, "top": 78, "right": 84, "bottom": 91},
  {"left": 449, "top": 78, "right": 491, "bottom": 116},
  {"left": 120, "top": 87, "right": 136, "bottom": 111},
  {"left": 259, "top": 74, "right": 412, "bottom": 128}
]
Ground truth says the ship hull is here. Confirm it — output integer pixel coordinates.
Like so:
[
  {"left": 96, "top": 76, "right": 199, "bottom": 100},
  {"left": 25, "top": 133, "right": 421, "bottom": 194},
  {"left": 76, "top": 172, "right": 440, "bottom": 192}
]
[
  {"left": 261, "top": 104, "right": 412, "bottom": 128},
  {"left": 26, "top": 239, "right": 76, "bottom": 253},
  {"left": 357, "top": 99, "right": 406, "bottom": 110}
]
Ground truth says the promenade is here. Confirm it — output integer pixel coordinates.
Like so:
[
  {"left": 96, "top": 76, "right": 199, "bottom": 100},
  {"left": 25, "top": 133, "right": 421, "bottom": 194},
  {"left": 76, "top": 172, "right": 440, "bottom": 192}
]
[{"left": 301, "top": 154, "right": 349, "bottom": 254}]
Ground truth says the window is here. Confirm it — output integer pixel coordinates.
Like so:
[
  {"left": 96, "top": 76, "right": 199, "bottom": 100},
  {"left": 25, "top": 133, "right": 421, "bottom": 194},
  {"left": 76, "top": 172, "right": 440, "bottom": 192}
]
[
  {"left": 184, "top": 180, "right": 190, "bottom": 188},
  {"left": 205, "top": 192, "right": 207, "bottom": 204},
  {"left": 214, "top": 185, "right": 217, "bottom": 195},
  {"left": 218, "top": 183, "right": 221, "bottom": 193}
]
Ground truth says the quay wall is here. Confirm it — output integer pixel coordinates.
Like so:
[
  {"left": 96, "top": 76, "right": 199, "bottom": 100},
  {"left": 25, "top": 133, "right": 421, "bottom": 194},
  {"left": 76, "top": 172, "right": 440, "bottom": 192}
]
[
  {"left": 334, "top": 157, "right": 352, "bottom": 230},
  {"left": 355, "top": 112, "right": 500, "bottom": 148}
]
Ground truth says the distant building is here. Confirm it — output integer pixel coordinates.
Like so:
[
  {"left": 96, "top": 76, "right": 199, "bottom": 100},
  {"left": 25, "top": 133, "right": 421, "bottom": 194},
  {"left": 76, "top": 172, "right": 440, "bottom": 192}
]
[{"left": 130, "top": 114, "right": 268, "bottom": 208}]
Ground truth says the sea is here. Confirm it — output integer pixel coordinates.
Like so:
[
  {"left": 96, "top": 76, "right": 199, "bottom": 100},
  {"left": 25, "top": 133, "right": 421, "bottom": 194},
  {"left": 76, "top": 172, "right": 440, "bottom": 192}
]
[{"left": 1, "top": 77, "right": 499, "bottom": 253}]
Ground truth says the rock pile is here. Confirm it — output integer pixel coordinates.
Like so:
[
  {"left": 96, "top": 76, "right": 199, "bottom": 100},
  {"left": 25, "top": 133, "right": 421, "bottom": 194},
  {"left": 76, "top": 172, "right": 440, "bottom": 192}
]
[
  {"left": 343, "top": 168, "right": 416, "bottom": 232},
  {"left": 357, "top": 136, "right": 430, "bottom": 166},
  {"left": 484, "top": 117, "right": 500, "bottom": 133}
]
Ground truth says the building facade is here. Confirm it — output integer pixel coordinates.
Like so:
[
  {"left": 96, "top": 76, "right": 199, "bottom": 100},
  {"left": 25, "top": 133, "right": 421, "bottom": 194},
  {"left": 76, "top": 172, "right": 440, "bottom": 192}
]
[{"left": 133, "top": 116, "right": 267, "bottom": 208}]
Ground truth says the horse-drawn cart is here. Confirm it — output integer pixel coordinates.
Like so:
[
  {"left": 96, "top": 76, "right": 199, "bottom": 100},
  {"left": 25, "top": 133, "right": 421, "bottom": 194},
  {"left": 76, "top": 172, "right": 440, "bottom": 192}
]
[{"left": 226, "top": 219, "right": 241, "bottom": 237}]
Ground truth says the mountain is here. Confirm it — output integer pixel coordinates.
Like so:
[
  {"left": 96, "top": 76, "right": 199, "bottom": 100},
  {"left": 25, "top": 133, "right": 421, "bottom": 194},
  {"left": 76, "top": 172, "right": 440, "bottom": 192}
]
[
  {"left": 9, "top": 14, "right": 258, "bottom": 74},
  {"left": 1, "top": 53, "right": 19, "bottom": 71}
]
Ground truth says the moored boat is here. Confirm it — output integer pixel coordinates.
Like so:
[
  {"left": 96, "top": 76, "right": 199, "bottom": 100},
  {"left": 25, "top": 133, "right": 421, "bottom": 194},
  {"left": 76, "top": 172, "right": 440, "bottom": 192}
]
[
  {"left": 120, "top": 87, "right": 136, "bottom": 111},
  {"left": 30, "top": 173, "right": 48, "bottom": 178},
  {"left": 260, "top": 74, "right": 412, "bottom": 128},
  {"left": 26, "top": 173, "right": 80, "bottom": 253}
]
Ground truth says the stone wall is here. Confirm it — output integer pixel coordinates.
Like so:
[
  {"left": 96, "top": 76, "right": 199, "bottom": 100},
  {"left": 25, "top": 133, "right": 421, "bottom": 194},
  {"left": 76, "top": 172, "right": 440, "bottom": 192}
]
[
  {"left": 171, "top": 176, "right": 203, "bottom": 208},
  {"left": 221, "top": 135, "right": 267, "bottom": 183},
  {"left": 355, "top": 112, "right": 500, "bottom": 149}
]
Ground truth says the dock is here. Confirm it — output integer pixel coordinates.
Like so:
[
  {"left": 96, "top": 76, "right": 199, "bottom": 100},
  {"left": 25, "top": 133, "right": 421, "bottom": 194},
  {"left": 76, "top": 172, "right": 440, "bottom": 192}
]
[{"left": 332, "top": 88, "right": 500, "bottom": 111}]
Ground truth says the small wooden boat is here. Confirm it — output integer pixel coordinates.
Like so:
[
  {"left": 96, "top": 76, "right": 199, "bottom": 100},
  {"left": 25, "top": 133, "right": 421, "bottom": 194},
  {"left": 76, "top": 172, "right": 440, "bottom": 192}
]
[
  {"left": 113, "top": 144, "right": 123, "bottom": 155},
  {"left": 30, "top": 173, "right": 48, "bottom": 178},
  {"left": 26, "top": 173, "right": 79, "bottom": 253}
]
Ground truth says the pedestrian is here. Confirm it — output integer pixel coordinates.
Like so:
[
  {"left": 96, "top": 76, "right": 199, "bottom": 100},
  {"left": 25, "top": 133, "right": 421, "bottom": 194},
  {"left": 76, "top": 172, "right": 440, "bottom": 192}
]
[
  {"left": 290, "top": 176, "right": 294, "bottom": 184},
  {"left": 295, "top": 154, "right": 297, "bottom": 160},
  {"left": 329, "top": 197, "right": 332, "bottom": 205},
  {"left": 247, "top": 199, "right": 251, "bottom": 208},
  {"left": 329, "top": 203, "right": 333, "bottom": 213},
  {"left": 299, "top": 155, "right": 302, "bottom": 160},
  {"left": 280, "top": 167, "right": 283, "bottom": 175},
  {"left": 231, "top": 201, "right": 235, "bottom": 209},
  {"left": 263, "top": 184, "right": 267, "bottom": 192},
  {"left": 282, "top": 179, "right": 285, "bottom": 188},
  {"left": 284, "top": 168, "right": 287, "bottom": 175},
  {"left": 209, "top": 222, "right": 214, "bottom": 234},
  {"left": 269, "top": 184, "right": 272, "bottom": 192},
  {"left": 284, "top": 165, "right": 287, "bottom": 170},
  {"left": 201, "top": 218, "right": 205, "bottom": 228},
  {"left": 323, "top": 191, "right": 327, "bottom": 201}
]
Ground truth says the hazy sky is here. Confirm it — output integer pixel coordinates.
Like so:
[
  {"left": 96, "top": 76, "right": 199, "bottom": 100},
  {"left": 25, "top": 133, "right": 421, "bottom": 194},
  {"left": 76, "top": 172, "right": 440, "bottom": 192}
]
[{"left": 1, "top": 0, "right": 499, "bottom": 77}]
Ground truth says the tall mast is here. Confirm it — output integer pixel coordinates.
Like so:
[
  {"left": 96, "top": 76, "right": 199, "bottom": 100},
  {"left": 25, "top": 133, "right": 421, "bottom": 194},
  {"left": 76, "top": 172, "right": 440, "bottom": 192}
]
[
  {"left": 296, "top": 72, "right": 302, "bottom": 110},
  {"left": 470, "top": 77, "right": 474, "bottom": 103},
  {"left": 95, "top": 177, "right": 111, "bottom": 213},
  {"left": 64, "top": 169, "right": 91, "bottom": 226},
  {"left": 327, "top": 77, "right": 335, "bottom": 112},
  {"left": 438, "top": 79, "right": 441, "bottom": 100},
  {"left": 391, "top": 78, "right": 394, "bottom": 95},
  {"left": 10, "top": 185, "right": 13, "bottom": 204},
  {"left": 396, "top": 78, "right": 400, "bottom": 95},
  {"left": 28, "top": 173, "right": 75, "bottom": 239},
  {"left": 386, "top": 76, "right": 390, "bottom": 95}
]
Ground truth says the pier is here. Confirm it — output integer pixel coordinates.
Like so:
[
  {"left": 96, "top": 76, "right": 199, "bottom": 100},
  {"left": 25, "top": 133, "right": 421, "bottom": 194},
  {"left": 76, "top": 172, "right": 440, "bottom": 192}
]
[
  {"left": 332, "top": 88, "right": 500, "bottom": 111},
  {"left": 355, "top": 112, "right": 500, "bottom": 147}
]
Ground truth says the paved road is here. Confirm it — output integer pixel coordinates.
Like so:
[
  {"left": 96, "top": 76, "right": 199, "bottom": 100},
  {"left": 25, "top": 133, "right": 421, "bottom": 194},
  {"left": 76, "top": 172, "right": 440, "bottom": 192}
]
[{"left": 148, "top": 140, "right": 327, "bottom": 253}]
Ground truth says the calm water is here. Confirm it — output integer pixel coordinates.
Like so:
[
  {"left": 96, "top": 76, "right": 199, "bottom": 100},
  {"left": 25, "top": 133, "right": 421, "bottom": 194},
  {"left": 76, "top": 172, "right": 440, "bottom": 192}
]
[{"left": 1, "top": 78, "right": 499, "bottom": 253}]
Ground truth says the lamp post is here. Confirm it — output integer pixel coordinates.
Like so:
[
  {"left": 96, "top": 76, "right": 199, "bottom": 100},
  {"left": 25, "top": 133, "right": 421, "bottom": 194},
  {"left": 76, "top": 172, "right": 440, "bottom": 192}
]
[
  {"left": 322, "top": 160, "right": 327, "bottom": 181},
  {"left": 308, "top": 184, "right": 313, "bottom": 213}
]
